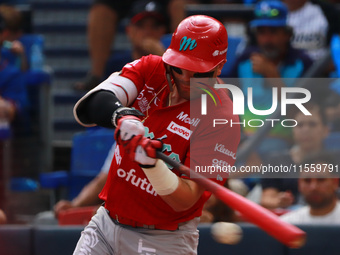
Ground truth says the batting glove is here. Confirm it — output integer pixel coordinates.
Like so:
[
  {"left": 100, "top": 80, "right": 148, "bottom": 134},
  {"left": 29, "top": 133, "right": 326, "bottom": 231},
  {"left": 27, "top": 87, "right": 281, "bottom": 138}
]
[
  {"left": 135, "top": 137, "right": 163, "bottom": 167},
  {"left": 122, "top": 135, "right": 163, "bottom": 167},
  {"left": 114, "top": 116, "right": 145, "bottom": 145}
]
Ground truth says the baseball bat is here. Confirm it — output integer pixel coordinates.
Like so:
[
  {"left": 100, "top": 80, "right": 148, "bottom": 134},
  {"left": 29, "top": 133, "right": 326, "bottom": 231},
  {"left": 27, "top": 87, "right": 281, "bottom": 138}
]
[{"left": 156, "top": 151, "right": 306, "bottom": 248}]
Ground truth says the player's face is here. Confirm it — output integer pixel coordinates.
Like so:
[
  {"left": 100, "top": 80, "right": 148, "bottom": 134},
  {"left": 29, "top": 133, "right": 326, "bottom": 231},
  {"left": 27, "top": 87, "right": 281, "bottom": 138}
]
[
  {"left": 170, "top": 64, "right": 223, "bottom": 100},
  {"left": 299, "top": 171, "right": 338, "bottom": 209},
  {"left": 293, "top": 108, "right": 329, "bottom": 152}
]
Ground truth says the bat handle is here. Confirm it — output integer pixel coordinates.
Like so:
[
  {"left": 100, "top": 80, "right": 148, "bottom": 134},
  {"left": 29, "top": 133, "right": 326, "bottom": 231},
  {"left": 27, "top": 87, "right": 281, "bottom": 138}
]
[{"left": 156, "top": 151, "right": 182, "bottom": 169}]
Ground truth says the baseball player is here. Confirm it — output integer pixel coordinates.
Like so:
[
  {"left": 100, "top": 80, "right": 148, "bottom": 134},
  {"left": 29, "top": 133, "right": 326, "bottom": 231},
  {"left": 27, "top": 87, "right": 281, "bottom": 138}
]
[{"left": 73, "top": 15, "right": 240, "bottom": 255}]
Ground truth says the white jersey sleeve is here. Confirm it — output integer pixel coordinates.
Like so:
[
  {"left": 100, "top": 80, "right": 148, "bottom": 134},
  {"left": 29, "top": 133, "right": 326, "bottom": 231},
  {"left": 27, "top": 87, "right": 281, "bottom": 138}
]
[{"left": 73, "top": 72, "right": 139, "bottom": 127}]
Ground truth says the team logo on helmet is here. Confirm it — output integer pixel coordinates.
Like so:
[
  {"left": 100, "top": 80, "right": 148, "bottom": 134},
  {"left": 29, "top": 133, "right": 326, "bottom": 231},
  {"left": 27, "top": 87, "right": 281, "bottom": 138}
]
[{"left": 179, "top": 36, "right": 197, "bottom": 51}]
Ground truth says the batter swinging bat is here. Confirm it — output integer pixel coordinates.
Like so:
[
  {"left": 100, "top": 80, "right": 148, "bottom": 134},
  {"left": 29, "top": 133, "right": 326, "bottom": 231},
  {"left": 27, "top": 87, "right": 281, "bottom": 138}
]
[{"left": 156, "top": 151, "right": 306, "bottom": 248}]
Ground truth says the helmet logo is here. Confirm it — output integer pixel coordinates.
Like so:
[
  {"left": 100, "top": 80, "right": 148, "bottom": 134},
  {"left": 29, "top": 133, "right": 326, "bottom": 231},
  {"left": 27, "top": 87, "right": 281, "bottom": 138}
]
[
  {"left": 212, "top": 47, "right": 228, "bottom": 57},
  {"left": 179, "top": 36, "right": 197, "bottom": 51}
]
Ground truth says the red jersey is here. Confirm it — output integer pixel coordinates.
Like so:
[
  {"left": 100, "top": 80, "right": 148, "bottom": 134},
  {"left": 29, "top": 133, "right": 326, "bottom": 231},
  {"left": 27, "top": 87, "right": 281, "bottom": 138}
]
[{"left": 99, "top": 55, "right": 240, "bottom": 225}]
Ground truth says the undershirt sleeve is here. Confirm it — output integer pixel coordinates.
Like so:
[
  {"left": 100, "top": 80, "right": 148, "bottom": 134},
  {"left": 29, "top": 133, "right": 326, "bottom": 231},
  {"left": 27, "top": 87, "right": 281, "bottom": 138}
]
[{"left": 75, "top": 90, "right": 123, "bottom": 128}]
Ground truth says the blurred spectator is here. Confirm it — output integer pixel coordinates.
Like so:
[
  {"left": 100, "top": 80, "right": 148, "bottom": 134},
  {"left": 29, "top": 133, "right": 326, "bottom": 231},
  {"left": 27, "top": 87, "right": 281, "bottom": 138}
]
[
  {"left": 0, "top": 208, "right": 6, "bottom": 224},
  {"left": 330, "top": 34, "right": 340, "bottom": 77},
  {"left": 283, "top": 0, "right": 340, "bottom": 62},
  {"left": 74, "top": 0, "right": 188, "bottom": 91},
  {"left": 200, "top": 194, "right": 217, "bottom": 223},
  {"left": 53, "top": 145, "right": 113, "bottom": 217},
  {"left": 34, "top": 143, "right": 114, "bottom": 225},
  {"left": 200, "top": 195, "right": 241, "bottom": 223},
  {"left": 260, "top": 102, "right": 330, "bottom": 210},
  {"left": 104, "top": 0, "right": 167, "bottom": 77},
  {"left": 0, "top": 4, "right": 28, "bottom": 71},
  {"left": 200, "top": 181, "right": 241, "bottom": 223},
  {"left": 325, "top": 35, "right": 340, "bottom": 128},
  {"left": 228, "top": 0, "right": 313, "bottom": 157},
  {"left": 0, "top": 12, "right": 28, "bottom": 134},
  {"left": 280, "top": 152, "right": 340, "bottom": 224},
  {"left": 324, "top": 92, "right": 340, "bottom": 132},
  {"left": 0, "top": 9, "right": 28, "bottom": 215}
]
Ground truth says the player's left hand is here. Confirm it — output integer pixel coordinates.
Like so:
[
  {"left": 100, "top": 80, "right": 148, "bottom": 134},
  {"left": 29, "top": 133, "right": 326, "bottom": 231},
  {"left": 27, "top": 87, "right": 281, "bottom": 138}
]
[{"left": 123, "top": 135, "right": 163, "bottom": 167}]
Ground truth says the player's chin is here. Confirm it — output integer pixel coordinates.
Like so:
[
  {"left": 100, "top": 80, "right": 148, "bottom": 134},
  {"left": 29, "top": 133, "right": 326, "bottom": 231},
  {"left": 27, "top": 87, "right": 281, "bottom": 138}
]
[
  {"left": 177, "top": 83, "right": 202, "bottom": 100},
  {"left": 179, "top": 88, "right": 202, "bottom": 101},
  {"left": 175, "top": 84, "right": 189, "bottom": 98},
  {"left": 179, "top": 90, "right": 191, "bottom": 101}
]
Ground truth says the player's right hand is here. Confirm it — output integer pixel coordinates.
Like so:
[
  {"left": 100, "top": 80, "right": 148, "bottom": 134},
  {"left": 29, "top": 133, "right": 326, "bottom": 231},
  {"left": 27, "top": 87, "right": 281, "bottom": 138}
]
[
  {"left": 122, "top": 135, "right": 163, "bottom": 167},
  {"left": 114, "top": 116, "right": 145, "bottom": 145}
]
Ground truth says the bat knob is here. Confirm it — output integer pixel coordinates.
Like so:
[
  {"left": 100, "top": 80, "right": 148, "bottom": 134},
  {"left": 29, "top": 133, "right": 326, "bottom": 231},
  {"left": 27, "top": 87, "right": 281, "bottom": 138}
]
[{"left": 288, "top": 234, "right": 307, "bottom": 249}]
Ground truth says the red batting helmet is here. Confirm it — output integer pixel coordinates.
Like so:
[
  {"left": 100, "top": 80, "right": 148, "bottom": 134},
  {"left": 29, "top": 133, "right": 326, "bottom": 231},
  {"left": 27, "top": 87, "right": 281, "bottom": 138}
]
[{"left": 162, "top": 15, "right": 228, "bottom": 73}]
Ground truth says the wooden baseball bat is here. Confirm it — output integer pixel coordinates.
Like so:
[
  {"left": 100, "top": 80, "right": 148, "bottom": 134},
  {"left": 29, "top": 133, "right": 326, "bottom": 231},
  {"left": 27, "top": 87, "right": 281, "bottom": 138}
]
[{"left": 156, "top": 151, "right": 306, "bottom": 248}]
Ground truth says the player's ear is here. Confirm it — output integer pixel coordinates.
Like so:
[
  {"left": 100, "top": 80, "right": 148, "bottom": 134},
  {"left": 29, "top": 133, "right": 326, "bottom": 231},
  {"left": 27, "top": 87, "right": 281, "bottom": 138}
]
[{"left": 216, "top": 60, "right": 226, "bottom": 76}]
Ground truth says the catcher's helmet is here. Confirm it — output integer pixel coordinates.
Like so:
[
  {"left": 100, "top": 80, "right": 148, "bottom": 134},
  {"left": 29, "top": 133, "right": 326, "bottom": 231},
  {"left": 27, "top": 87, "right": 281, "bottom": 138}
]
[{"left": 162, "top": 15, "right": 228, "bottom": 73}]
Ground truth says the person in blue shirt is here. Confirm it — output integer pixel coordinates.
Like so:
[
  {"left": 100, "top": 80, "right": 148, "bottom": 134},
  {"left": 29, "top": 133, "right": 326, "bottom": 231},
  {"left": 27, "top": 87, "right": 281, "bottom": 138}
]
[
  {"left": 229, "top": 1, "right": 313, "bottom": 80},
  {"left": 228, "top": 0, "right": 313, "bottom": 157},
  {"left": 0, "top": 12, "right": 28, "bottom": 136}
]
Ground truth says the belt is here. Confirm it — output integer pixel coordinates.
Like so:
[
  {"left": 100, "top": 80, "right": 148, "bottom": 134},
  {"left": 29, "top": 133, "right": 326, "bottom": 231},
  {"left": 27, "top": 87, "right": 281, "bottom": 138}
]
[{"left": 107, "top": 210, "right": 179, "bottom": 231}]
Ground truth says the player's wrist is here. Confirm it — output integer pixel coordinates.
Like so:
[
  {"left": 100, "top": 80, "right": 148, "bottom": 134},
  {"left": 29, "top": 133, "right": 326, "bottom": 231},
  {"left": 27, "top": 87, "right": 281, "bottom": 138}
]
[
  {"left": 141, "top": 159, "right": 179, "bottom": 196},
  {"left": 111, "top": 107, "right": 144, "bottom": 127}
]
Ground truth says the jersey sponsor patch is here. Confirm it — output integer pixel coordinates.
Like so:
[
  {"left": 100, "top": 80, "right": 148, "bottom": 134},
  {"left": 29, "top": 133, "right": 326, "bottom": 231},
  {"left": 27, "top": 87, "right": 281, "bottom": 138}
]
[
  {"left": 137, "top": 84, "right": 160, "bottom": 113},
  {"left": 176, "top": 111, "right": 200, "bottom": 126},
  {"left": 117, "top": 168, "right": 157, "bottom": 196},
  {"left": 214, "top": 143, "right": 236, "bottom": 160},
  {"left": 212, "top": 158, "right": 230, "bottom": 168},
  {"left": 167, "top": 121, "right": 192, "bottom": 140}
]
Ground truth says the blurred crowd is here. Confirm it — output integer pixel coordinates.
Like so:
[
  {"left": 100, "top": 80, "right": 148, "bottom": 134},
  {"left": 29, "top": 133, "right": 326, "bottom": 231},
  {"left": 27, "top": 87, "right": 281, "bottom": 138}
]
[{"left": 1, "top": 0, "right": 340, "bottom": 226}]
